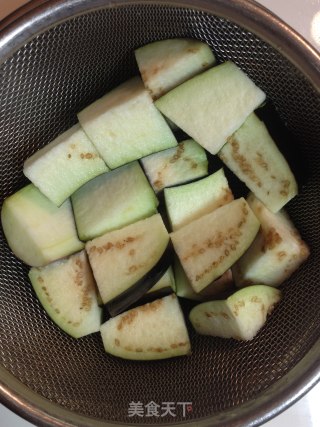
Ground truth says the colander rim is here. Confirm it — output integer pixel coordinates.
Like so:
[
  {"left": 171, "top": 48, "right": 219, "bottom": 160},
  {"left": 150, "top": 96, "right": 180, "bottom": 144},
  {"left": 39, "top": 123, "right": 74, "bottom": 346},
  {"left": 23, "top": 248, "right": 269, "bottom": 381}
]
[{"left": 0, "top": 1, "right": 319, "bottom": 426}]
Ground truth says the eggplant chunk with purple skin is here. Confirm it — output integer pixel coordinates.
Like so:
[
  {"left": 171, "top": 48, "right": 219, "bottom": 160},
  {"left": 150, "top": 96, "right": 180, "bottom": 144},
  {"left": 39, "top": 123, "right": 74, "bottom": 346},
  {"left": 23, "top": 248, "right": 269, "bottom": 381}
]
[
  {"left": 29, "top": 250, "right": 102, "bottom": 338},
  {"left": 174, "top": 257, "right": 233, "bottom": 301},
  {"left": 1, "top": 184, "right": 84, "bottom": 267},
  {"left": 232, "top": 194, "right": 310, "bottom": 288},
  {"left": 155, "top": 61, "right": 266, "bottom": 155},
  {"left": 190, "top": 285, "right": 281, "bottom": 341},
  {"left": 164, "top": 168, "right": 233, "bottom": 231},
  {"left": 140, "top": 139, "right": 208, "bottom": 193},
  {"left": 71, "top": 161, "right": 158, "bottom": 241},
  {"left": 78, "top": 77, "right": 177, "bottom": 169},
  {"left": 218, "top": 113, "right": 297, "bottom": 212},
  {"left": 86, "top": 214, "right": 169, "bottom": 304},
  {"left": 170, "top": 198, "right": 260, "bottom": 293},
  {"left": 100, "top": 294, "right": 191, "bottom": 360},
  {"left": 23, "top": 124, "right": 108, "bottom": 206},
  {"left": 135, "top": 38, "right": 216, "bottom": 100}
]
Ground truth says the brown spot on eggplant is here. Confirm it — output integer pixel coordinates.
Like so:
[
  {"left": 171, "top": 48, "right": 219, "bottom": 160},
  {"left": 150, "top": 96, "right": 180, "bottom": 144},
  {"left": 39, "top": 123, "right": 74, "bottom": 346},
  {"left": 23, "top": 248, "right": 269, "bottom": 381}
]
[
  {"left": 250, "top": 296, "right": 262, "bottom": 303},
  {"left": 170, "top": 154, "right": 180, "bottom": 163},
  {"left": 233, "top": 300, "right": 245, "bottom": 316},
  {"left": 242, "top": 206, "right": 249, "bottom": 216},
  {"left": 187, "top": 47, "right": 199, "bottom": 53},
  {"left": 125, "top": 236, "right": 136, "bottom": 243},
  {"left": 75, "top": 259, "right": 83, "bottom": 268},
  {"left": 146, "top": 346, "right": 166, "bottom": 353},
  {"left": 153, "top": 144, "right": 188, "bottom": 190},
  {"left": 128, "top": 265, "right": 138, "bottom": 273},
  {"left": 277, "top": 251, "right": 287, "bottom": 260},
  {"left": 153, "top": 179, "right": 163, "bottom": 189},
  {"left": 80, "top": 286, "right": 93, "bottom": 312},
  {"left": 94, "top": 236, "right": 139, "bottom": 255},
  {"left": 80, "top": 152, "right": 96, "bottom": 160},
  {"left": 67, "top": 153, "right": 72, "bottom": 159},
  {"left": 220, "top": 312, "right": 230, "bottom": 319},
  {"left": 129, "top": 249, "right": 135, "bottom": 256},
  {"left": 115, "top": 241, "right": 125, "bottom": 249},
  {"left": 117, "top": 310, "right": 138, "bottom": 331},
  {"left": 279, "top": 179, "right": 290, "bottom": 196},
  {"left": 140, "top": 298, "right": 163, "bottom": 312},
  {"left": 103, "top": 242, "right": 113, "bottom": 251},
  {"left": 228, "top": 137, "right": 263, "bottom": 188},
  {"left": 202, "top": 61, "right": 209, "bottom": 68},
  {"left": 263, "top": 227, "right": 283, "bottom": 251},
  {"left": 223, "top": 188, "right": 234, "bottom": 202},
  {"left": 205, "top": 311, "right": 229, "bottom": 319},
  {"left": 114, "top": 338, "right": 120, "bottom": 347},
  {"left": 255, "top": 152, "right": 269, "bottom": 170},
  {"left": 150, "top": 65, "right": 162, "bottom": 76}
]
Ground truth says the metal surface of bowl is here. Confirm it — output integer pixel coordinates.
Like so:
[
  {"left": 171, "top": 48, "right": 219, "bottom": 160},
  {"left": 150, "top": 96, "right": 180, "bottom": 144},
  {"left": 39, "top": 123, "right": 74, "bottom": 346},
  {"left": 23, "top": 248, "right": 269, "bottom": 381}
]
[{"left": 0, "top": 1, "right": 320, "bottom": 426}]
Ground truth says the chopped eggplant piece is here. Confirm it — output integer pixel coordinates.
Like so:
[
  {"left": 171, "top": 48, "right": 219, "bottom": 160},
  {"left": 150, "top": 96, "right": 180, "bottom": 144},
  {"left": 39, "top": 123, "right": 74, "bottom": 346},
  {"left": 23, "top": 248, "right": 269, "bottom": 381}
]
[
  {"left": 190, "top": 285, "right": 281, "bottom": 340},
  {"left": 156, "top": 61, "right": 266, "bottom": 154},
  {"left": 170, "top": 198, "right": 260, "bottom": 293},
  {"left": 219, "top": 113, "right": 297, "bottom": 212},
  {"left": 29, "top": 251, "right": 102, "bottom": 338},
  {"left": 23, "top": 124, "right": 108, "bottom": 206},
  {"left": 1, "top": 184, "right": 83, "bottom": 267},
  {"left": 233, "top": 194, "right": 310, "bottom": 287},
  {"left": 101, "top": 294, "right": 191, "bottom": 360},
  {"left": 135, "top": 38, "right": 216, "bottom": 99},
  {"left": 165, "top": 168, "right": 233, "bottom": 231},
  {"left": 72, "top": 161, "right": 158, "bottom": 241},
  {"left": 86, "top": 214, "right": 169, "bottom": 304},
  {"left": 175, "top": 258, "right": 233, "bottom": 301},
  {"left": 78, "top": 77, "right": 177, "bottom": 169},
  {"left": 141, "top": 139, "right": 208, "bottom": 193}
]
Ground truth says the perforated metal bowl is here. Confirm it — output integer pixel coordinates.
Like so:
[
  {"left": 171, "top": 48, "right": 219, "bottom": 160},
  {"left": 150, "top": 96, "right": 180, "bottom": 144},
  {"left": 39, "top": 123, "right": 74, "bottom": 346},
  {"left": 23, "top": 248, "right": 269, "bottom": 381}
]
[{"left": 0, "top": 1, "right": 320, "bottom": 426}]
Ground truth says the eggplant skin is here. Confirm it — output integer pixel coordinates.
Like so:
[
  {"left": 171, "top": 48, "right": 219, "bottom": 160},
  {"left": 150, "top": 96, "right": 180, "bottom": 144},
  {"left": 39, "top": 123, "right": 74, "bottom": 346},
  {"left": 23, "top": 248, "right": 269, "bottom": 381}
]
[{"left": 106, "top": 243, "right": 173, "bottom": 317}]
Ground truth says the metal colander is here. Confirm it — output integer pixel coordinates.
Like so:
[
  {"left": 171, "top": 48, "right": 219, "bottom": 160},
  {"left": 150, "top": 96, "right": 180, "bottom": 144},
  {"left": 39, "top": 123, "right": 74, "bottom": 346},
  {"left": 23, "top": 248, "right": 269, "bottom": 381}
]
[{"left": 0, "top": 1, "right": 320, "bottom": 426}]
